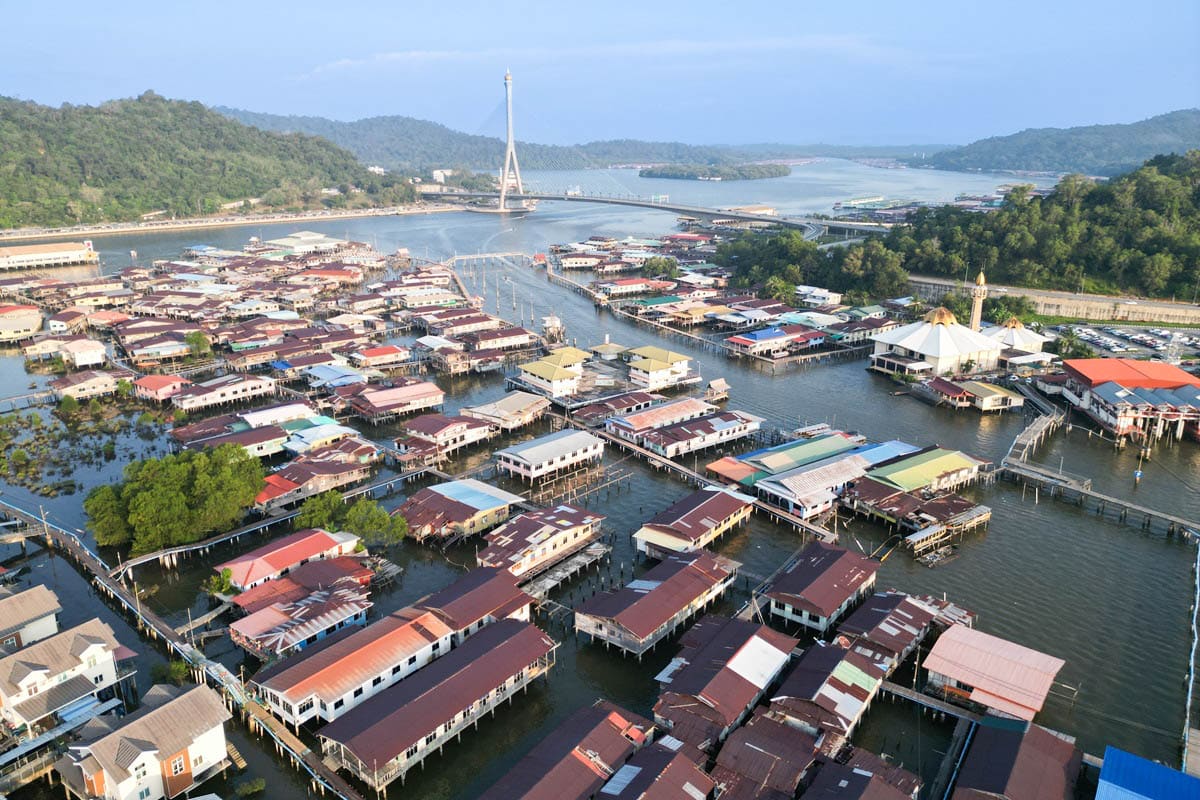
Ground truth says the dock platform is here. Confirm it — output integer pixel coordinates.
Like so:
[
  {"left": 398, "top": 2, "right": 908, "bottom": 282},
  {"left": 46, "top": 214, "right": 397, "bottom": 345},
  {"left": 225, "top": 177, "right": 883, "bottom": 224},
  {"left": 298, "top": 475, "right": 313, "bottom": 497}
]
[{"left": 523, "top": 542, "right": 610, "bottom": 600}]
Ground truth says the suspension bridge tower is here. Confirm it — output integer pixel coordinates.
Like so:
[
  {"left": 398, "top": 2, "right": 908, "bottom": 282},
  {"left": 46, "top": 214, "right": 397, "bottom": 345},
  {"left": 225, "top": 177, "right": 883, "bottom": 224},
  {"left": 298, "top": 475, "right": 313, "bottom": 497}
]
[{"left": 498, "top": 69, "right": 527, "bottom": 212}]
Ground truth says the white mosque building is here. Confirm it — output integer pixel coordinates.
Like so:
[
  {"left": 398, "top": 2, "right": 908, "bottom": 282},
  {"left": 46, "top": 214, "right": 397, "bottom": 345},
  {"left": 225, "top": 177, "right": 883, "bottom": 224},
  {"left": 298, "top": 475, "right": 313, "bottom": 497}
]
[{"left": 869, "top": 307, "right": 1004, "bottom": 377}]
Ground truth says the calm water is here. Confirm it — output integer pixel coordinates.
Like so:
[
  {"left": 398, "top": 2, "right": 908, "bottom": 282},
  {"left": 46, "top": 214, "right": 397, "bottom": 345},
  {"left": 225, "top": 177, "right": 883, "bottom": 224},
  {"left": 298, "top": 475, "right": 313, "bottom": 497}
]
[{"left": 8, "top": 161, "right": 1194, "bottom": 799}]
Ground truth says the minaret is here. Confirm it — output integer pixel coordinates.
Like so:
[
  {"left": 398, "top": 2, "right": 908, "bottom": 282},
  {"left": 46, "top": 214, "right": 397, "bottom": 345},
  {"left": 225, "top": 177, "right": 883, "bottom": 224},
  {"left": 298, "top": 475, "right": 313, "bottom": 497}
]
[
  {"left": 969, "top": 270, "right": 987, "bottom": 332},
  {"left": 498, "top": 69, "right": 524, "bottom": 211}
]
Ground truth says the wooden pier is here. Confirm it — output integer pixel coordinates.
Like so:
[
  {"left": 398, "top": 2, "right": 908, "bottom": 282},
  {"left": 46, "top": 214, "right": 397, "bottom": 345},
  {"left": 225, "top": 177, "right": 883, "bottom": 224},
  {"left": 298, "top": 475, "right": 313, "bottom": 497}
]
[
  {"left": 523, "top": 542, "right": 611, "bottom": 600},
  {"left": 999, "top": 458, "right": 1199, "bottom": 536},
  {"left": 0, "top": 498, "right": 366, "bottom": 800}
]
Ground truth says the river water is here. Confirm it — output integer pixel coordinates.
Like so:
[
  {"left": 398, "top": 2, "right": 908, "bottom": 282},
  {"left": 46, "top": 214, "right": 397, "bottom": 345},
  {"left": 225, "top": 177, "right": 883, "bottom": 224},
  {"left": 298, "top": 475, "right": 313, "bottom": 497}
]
[{"left": 7, "top": 161, "right": 1196, "bottom": 799}]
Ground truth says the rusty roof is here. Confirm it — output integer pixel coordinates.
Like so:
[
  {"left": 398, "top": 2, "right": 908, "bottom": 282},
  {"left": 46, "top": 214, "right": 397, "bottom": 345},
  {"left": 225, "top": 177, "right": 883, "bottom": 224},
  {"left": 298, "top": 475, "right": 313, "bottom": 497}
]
[
  {"left": 654, "top": 616, "right": 797, "bottom": 748},
  {"left": 479, "top": 701, "right": 652, "bottom": 800},
  {"left": 637, "top": 486, "right": 754, "bottom": 546},
  {"left": 576, "top": 553, "right": 738, "bottom": 641},
  {"left": 317, "top": 619, "right": 556, "bottom": 769},
  {"left": 764, "top": 542, "right": 878, "bottom": 619},
  {"left": 712, "top": 710, "right": 816, "bottom": 795},
  {"left": 417, "top": 568, "right": 533, "bottom": 633},
  {"left": 836, "top": 592, "right": 936, "bottom": 663},
  {"left": 952, "top": 719, "right": 1081, "bottom": 800},
  {"left": 251, "top": 607, "right": 452, "bottom": 705},
  {"left": 599, "top": 741, "right": 716, "bottom": 799}
]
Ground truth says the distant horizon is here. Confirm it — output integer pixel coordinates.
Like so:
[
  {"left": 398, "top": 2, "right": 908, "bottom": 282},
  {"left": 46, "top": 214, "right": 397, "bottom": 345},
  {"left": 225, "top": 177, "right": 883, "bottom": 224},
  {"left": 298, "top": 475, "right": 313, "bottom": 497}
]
[
  {"left": 5, "top": 1, "right": 1198, "bottom": 146},
  {"left": 4, "top": 90, "right": 1196, "bottom": 153}
]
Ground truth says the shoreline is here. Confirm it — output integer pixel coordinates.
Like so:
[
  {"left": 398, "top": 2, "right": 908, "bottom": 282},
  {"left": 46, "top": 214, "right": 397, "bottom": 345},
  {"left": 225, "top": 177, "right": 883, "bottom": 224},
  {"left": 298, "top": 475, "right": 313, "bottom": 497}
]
[{"left": 0, "top": 202, "right": 464, "bottom": 244}]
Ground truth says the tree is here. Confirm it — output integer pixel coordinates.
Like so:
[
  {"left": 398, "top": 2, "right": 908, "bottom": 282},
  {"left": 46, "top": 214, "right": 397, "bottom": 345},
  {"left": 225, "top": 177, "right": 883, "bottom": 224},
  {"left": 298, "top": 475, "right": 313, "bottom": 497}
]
[
  {"left": 643, "top": 256, "right": 680, "bottom": 279},
  {"left": 84, "top": 484, "right": 130, "bottom": 547},
  {"left": 295, "top": 490, "right": 346, "bottom": 531},
  {"left": 343, "top": 497, "right": 406, "bottom": 546},
  {"left": 184, "top": 331, "right": 212, "bottom": 359},
  {"left": 58, "top": 395, "right": 80, "bottom": 417},
  {"left": 151, "top": 660, "right": 192, "bottom": 686},
  {"left": 83, "top": 444, "right": 264, "bottom": 554},
  {"left": 88, "top": 398, "right": 104, "bottom": 419}
]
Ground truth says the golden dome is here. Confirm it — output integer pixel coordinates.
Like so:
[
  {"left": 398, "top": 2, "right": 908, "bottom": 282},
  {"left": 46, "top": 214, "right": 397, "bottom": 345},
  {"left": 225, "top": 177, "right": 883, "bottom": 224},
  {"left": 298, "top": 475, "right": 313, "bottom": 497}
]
[
  {"left": 975, "top": 270, "right": 987, "bottom": 286},
  {"left": 925, "top": 307, "right": 959, "bottom": 326},
  {"left": 1002, "top": 316, "right": 1025, "bottom": 329}
]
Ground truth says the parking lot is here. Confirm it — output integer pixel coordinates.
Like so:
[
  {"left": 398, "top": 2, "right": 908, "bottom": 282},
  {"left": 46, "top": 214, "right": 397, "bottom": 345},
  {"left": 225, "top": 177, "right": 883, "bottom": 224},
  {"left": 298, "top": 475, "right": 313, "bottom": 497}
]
[{"left": 1059, "top": 324, "right": 1200, "bottom": 359}]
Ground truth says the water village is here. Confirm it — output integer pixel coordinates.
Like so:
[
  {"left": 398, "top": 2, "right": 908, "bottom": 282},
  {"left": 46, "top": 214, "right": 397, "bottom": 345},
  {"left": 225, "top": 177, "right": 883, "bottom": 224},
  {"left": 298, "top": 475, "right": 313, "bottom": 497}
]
[{"left": 0, "top": 221, "right": 1197, "bottom": 800}]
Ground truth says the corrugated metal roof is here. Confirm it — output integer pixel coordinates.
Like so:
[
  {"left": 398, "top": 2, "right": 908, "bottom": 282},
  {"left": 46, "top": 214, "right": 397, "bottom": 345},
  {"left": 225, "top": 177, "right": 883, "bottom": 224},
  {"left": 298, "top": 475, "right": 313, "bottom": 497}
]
[
  {"left": 496, "top": 430, "right": 603, "bottom": 467},
  {"left": 1097, "top": 745, "right": 1200, "bottom": 799},
  {"left": 923, "top": 624, "right": 1064, "bottom": 721}
]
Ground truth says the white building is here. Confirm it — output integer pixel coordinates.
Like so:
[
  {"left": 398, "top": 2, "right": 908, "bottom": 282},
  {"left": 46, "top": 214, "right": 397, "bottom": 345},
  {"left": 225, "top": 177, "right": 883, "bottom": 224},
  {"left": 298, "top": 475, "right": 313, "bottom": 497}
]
[
  {"left": 251, "top": 608, "right": 453, "bottom": 727},
  {"left": 57, "top": 685, "right": 231, "bottom": 800},
  {"left": 0, "top": 585, "right": 62, "bottom": 653},
  {"left": 172, "top": 374, "right": 277, "bottom": 412},
  {"left": 0, "top": 305, "right": 43, "bottom": 342},
  {"left": 495, "top": 429, "right": 605, "bottom": 481},
  {"left": 477, "top": 504, "right": 606, "bottom": 578},
  {"left": 0, "top": 618, "right": 129, "bottom": 733},
  {"left": 869, "top": 307, "right": 1002, "bottom": 377},
  {"left": 0, "top": 241, "right": 98, "bottom": 271}
]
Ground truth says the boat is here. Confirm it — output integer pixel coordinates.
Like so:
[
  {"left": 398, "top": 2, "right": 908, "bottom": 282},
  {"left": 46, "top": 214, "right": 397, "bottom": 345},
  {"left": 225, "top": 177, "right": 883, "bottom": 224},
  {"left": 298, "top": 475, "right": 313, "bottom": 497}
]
[{"left": 917, "top": 545, "right": 959, "bottom": 568}]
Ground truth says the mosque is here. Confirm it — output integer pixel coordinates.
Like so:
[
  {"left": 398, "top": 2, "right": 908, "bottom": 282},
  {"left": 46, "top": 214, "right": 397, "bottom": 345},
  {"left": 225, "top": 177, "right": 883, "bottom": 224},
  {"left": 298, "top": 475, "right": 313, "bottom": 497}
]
[{"left": 869, "top": 272, "right": 1006, "bottom": 377}]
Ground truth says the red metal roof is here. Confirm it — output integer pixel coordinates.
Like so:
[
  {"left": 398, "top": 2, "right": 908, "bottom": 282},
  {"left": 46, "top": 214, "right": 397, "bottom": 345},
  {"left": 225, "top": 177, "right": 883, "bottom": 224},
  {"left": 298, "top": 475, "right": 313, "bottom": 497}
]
[
  {"left": 1063, "top": 358, "right": 1200, "bottom": 390},
  {"left": 417, "top": 568, "right": 533, "bottom": 633},
  {"left": 216, "top": 528, "right": 355, "bottom": 588}
]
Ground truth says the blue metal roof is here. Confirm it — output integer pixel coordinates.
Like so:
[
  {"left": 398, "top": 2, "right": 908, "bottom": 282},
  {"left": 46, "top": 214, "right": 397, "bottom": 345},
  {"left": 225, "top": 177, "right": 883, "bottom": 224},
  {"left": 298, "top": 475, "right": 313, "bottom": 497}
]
[
  {"left": 848, "top": 440, "right": 920, "bottom": 466},
  {"left": 1096, "top": 746, "right": 1200, "bottom": 800}
]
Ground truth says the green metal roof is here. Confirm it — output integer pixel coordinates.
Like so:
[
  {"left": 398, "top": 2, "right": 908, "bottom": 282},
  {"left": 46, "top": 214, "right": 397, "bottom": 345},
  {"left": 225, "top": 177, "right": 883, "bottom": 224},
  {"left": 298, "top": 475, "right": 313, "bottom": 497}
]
[{"left": 867, "top": 448, "right": 980, "bottom": 492}]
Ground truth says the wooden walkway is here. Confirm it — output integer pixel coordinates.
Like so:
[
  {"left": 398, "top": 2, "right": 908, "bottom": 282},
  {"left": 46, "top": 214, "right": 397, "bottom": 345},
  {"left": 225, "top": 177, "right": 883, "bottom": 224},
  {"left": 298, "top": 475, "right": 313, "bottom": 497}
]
[
  {"left": 0, "top": 498, "right": 366, "bottom": 800},
  {"left": 1187, "top": 729, "right": 1200, "bottom": 777},
  {"left": 999, "top": 458, "right": 1199, "bottom": 536},
  {"left": 879, "top": 681, "right": 981, "bottom": 722}
]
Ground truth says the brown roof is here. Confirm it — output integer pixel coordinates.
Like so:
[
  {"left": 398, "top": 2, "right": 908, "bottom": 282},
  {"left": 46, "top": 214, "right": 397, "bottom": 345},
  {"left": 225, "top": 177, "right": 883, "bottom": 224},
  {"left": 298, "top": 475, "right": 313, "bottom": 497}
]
[
  {"left": 805, "top": 762, "right": 911, "bottom": 799},
  {"left": 764, "top": 542, "right": 878, "bottom": 618},
  {"left": 639, "top": 487, "right": 753, "bottom": 545},
  {"left": 712, "top": 710, "right": 816, "bottom": 795},
  {"left": 479, "top": 701, "right": 652, "bottom": 800},
  {"left": 417, "top": 568, "right": 533, "bottom": 633},
  {"left": 952, "top": 720, "right": 1081, "bottom": 800},
  {"left": 599, "top": 741, "right": 716, "bottom": 799},
  {"left": 836, "top": 592, "right": 936, "bottom": 663},
  {"left": 654, "top": 616, "right": 798, "bottom": 749},
  {"left": 576, "top": 553, "right": 737, "bottom": 641},
  {"left": 317, "top": 619, "right": 555, "bottom": 768}
]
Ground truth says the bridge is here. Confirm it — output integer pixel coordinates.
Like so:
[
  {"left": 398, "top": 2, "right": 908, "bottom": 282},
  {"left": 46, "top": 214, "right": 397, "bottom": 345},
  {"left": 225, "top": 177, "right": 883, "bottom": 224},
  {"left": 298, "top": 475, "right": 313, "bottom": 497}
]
[{"left": 418, "top": 189, "right": 891, "bottom": 236}]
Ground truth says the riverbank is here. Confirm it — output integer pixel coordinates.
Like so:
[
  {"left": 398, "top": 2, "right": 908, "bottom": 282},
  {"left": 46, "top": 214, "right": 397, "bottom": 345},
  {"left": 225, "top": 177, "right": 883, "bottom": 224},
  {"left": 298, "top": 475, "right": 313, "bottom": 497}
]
[{"left": 0, "top": 202, "right": 462, "bottom": 244}]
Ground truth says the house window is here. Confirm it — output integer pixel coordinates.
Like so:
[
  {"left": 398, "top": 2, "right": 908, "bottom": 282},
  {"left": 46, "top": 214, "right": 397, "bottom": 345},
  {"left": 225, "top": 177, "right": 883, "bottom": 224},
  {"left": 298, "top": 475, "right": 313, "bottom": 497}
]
[
  {"left": 138, "top": 789, "right": 151, "bottom": 800},
  {"left": 193, "top": 754, "right": 203, "bottom": 767},
  {"left": 432, "top": 642, "right": 440, "bottom": 652},
  {"left": 334, "top": 699, "right": 344, "bottom": 710},
  {"left": 2, "top": 636, "right": 15, "bottom": 649},
  {"left": 353, "top": 687, "right": 363, "bottom": 698},
  {"left": 372, "top": 676, "right": 383, "bottom": 687},
  {"left": 134, "top": 763, "right": 147, "bottom": 780},
  {"left": 171, "top": 756, "right": 185, "bottom": 776}
]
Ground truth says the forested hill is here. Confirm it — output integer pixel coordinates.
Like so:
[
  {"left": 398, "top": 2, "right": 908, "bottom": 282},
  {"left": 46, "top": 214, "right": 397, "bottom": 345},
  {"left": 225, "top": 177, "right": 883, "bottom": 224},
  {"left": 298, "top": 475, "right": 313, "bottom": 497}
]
[
  {"left": 919, "top": 110, "right": 1200, "bottom": 176},
  {"left": 885, "top": 151, "right": 1200, "bottom": 298},
  {"left": 217, "top": 106, "right": 948, "bottom": 172},
  {"left": 0, "top": 92, "right": 415, "bottom": 229},
  {"left": 712, "top": 152, "right": 1200, "bottom": 304}
]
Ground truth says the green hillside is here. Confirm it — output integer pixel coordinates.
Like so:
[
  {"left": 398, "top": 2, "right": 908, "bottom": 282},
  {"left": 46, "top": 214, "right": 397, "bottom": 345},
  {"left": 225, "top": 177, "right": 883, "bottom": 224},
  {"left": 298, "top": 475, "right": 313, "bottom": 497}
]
[
  {"left": 217, "top": 106, "right": 948, "bottom": 172},
  {"left": 919, "top": 110, "right": 1200, "bottom": 175},
  {"left": 0, "top": 92, "right": 415, "bottom": 229}
]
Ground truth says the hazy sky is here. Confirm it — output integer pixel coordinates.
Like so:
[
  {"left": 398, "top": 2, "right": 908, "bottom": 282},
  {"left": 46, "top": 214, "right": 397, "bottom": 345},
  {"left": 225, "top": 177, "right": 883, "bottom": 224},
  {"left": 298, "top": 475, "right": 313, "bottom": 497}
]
[{"left": 5, "top": 0, "right": 1198, "bottom": 146}]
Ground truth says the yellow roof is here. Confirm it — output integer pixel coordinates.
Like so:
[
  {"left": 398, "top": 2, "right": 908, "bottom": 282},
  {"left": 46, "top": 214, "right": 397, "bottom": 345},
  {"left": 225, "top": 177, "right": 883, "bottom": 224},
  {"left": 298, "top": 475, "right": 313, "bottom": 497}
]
[
  {"left": 629, "top": 358, "right": 672, "bottom": 373},
  {"left": 629, "top": 345, "right": 688, "bottom": 364},
  {"left": 541, "top": 346, "right": 589, "bottom": 366},
  {"left": 519, "top": 361, "right": 578, "bottom": 381}
]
